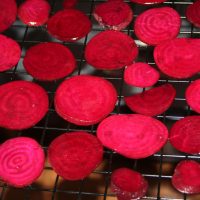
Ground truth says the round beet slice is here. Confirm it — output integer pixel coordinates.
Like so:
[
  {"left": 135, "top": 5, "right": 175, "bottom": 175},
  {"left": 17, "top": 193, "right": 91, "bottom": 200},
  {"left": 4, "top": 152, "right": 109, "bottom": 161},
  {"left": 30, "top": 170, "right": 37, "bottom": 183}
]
[
  {"left": 23, "top": 42, "right": 76, "bottom": 81},
  {"left": 85, "top": 30, "right": 138, "bottom": 70},
  {"left": 47, "top": 9, "right": 91, "bottom": 42},
  {"left": 93, "top": 1, "right": 133, "bottom": 31},
  {"left": 0, "top": 81, "right": 49, "bottom": 130},
  {"left": 55, "top": 75, "right": 117, "bottom": 126},
  {"left": 0, "top": 137, "right": 45, "bottom": 187},
  {"left": 63, "top": 0, "right": 77, "bottom": 9},
  {"left": 97, "top": 114, "right": 168, "bottom": 159},
  {"left": 124, "top": 62, "right": 160, "bottom": 87},
  {"left": 154, "top": 38, "right": 200, "bottom": 79},
  {"left": 48, "top": 132, "right": 103, "bottom": 180},
  {"left": 131, "top": 0, "right": 166, "bottom": 4},
  {"left": 172, "top": 160, "right": 200, "bottom": 194},
  {"left": 134, "top": 7, "right": 181, "bottom": 46}
]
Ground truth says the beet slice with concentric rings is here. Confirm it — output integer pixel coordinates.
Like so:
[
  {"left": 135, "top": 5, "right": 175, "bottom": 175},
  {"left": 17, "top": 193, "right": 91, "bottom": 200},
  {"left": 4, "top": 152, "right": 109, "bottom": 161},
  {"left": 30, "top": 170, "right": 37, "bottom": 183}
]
[
  {"left": 48, "top": 132, "right": 103, "bottom": 180},
  {"left": 0, "top": 137, "right": 45, "bottom": 187},
  {"left": 85, "top": 30, "right": 138, "bottom": 70},
  {"left": 154, "top": 38, "right": 200, "bottom": 79},
  {"left": 97, "top": 114, "right": 168, "bottom": 159},
  {"left": 47, "top": 9, "right": 91, "bottom": 42},
  {"left": 172, "top": 160, "right": 200, "bottom": 194},
  {"left": 55, "top": 75, "right": 117, "bottom": 126},
  {"left": 63, "top": 0, "right": 77, "bottom": 9},
  {"left": 130, "top": 0, "right": 166, "bottom": 4},
  {"left": 134, "top": 7, "right": 181, "bottom": 46},
  {"left": 23, "top": 42, "right": 76, "bottom": 81},
  {"left": 0, "top": 81, "right": 49, "bottom": 130}
]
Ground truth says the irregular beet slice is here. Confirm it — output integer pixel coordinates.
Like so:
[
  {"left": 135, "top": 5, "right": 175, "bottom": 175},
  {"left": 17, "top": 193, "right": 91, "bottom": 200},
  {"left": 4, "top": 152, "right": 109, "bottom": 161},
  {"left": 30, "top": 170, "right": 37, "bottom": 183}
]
[
  {"left": 63, "top": 0, "right": 77, "bottom": 9},
  {"left": 124, "top": 62, "right": 160, "bottom": 87},
  {"left": 125, "top": 84, "right": 176, "bottom": 116},
  {"left": 172, "top": 160, "right": 200, "bottom": 194},
  {"left": 48, "top": 132, "right": 103, "bottom": 180},
  {"left": 0, "top": 81, "right": 49, "bottom": 130},
  {"left": 154, "top": 38, "right": 200, "bottom": 79},
  {"left": 47, "top": 9, "right": 91, "bottom": 42},
  {"left": 23, "top": 42, "right": 76, "bottom": 81},
  {"left": 169, "top": 116, "right": 200, "bottom": 154},
  {"left": 85, "top": 30, "right": 138, "bottom": 70},
  {"left": 97, "top": 114, "right": 168, "bottom": 159},
  {"left": 0, "top": 137, "right": 45, "bottom": 187},
  {"left": 131, "top": 0, "right": 166, "bottom": 4},
  {"left": 134, "top": 7, "right": 181, "bottom": 45},
  {"left": 55, "top": 75, "right": 117, "bottom": 126}
]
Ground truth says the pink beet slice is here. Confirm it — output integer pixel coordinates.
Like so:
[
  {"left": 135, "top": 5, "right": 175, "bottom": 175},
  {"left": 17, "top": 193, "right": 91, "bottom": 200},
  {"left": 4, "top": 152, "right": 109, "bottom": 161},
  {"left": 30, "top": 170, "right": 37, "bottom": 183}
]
[
  {"left": 134, "top": 7, "right": 181, "bottom": 46},
  {"left": 172, "top": 160, "right": 200, "bottom": 194},
  {"left": 63, "top": 0, "right": 77, "bottom": 9},
  {"left": 0, "top": 34, "right": 21, "bottom": 72},
  {"left": 93, "top": 1, "right": 133, "bottom": 31},
  {"left": 55, "top": 75, "right": 117, "bottom": 126},
  {"left": 154, "top": 38, "right": 200, "bottom": 79},
  {"left": 111, "top": 168, "right": 148, "bottom": 200},
  {"left": 47, "top": 9, "right": 91, "bottom": 42},
  {"left": 125, "top": 84, "right": 176, "bottom": 116},
  {"left": 169, "top": 116, "right": 200, "bottom": 154},
  {"left": 85, "top": 30, "right": 138, "bottom": 70},
  {"left": 97, "top": 114, "right": 168, "bottom": 159},
  {"left": 0, "top": 137, "right": 45, "bottom": 187},
  {"left": 131, "top": 0, "right": 166, "bottom": 4},
  {"left": 48, "top": 132, "right": 103, "bottom": 180},
  {"left": 0, "top": 81, "right": 49, "bottom": 130},
  {"left": 23, "top": 42, "right": 76, "bottom": 81},
  {"left": 124, "top": 62, "right": 160, "bottom": 87}
]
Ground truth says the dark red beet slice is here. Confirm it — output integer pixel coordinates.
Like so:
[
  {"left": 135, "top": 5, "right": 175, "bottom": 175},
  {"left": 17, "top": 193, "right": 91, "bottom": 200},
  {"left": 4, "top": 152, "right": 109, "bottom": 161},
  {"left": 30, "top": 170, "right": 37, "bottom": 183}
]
[
  {"left": 169, "top": 116, "right": 200, "bottom": 154},
  {"left": 124, "top": 62, "right": 160, "bottom": 87},
  {"left": 154, "top": 38, "right": 200, "bottom": 79},
  {"left": 63, "top": 0, "right": 77, "bottom": 9},
  {"left": 97, "top": 114, "right": 168, "bottom": 159},
  {"left": 55, "top": 75, "right": 117, "bottom": 126},
  {"left": 125, "top": 84, "right": 176, "bottom": 116},
  {"left": 48, "top": 132, "right": 103, "bottom": 180},
  {"left": 0, "top": 137, "right": 45, "bottom": 187},
  {"left": 134, "top": 7, "right": 181, "bottom": 46},
  {"left": 85, "top": 30, "right": 138, "bottom": 70},
  {"left": 0, "top": 81, "right": 49, "bottom": 130},
  {"left": 23, "top": 42, "right": 76, "bottom": 81},
  {"left": 47, "top": 9, "right": 91, "bottom": 42},
  {"left": 131, "top": 0, "right": 166, "bottom": 4},
  {"left": 172, "top": 160, "right": 200, "bottom": 194}
]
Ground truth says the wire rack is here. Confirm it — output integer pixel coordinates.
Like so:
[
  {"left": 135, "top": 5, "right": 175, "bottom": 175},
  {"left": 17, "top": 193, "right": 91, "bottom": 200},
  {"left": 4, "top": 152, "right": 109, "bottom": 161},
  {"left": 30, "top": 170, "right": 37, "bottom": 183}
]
[{"left": 0, "top": 0, "right": 200, "bottom": 200}]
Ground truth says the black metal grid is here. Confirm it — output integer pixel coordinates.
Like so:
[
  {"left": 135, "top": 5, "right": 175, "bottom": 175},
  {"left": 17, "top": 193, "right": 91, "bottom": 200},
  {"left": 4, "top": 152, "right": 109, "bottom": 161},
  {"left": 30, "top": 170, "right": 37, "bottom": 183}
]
[{"left": 0, "top": 0, "right": 200, "bottom": 199}]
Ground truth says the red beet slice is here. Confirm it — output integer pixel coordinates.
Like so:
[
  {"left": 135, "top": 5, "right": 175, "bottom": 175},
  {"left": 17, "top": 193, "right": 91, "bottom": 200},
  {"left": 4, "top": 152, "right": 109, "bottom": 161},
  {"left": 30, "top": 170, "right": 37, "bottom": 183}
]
[
  {"left": 124, "top": 62, "right": 160, "bottom": 87},
  {"left": 154, "top": 38, "right": 200, "bottom": 79},
  {"left": 0, "top": 34, "right": 21, "bottom": 72},
  {"left": 85, "top": 30, "right": 138, "bottom": 70},
  {"left": 0, "top": 137, "right": 45, "bottom": 187},
  {"left": 97, "top": 114, "right": 168, "bottom": 159},
  {"left": 63, "top": 0, "right": 77, "bottom": 9},
  {"left": 0, "top": 81, "right": 49, "bottom": 130},
  {"left": 23, "top": 42, "right": 76, "bottom": 81},
  {"left": 111, "top": 168, "right": 148, "bottom": 200},
  {"left": 172, "top": 160, "right": 200, "bottom": 194},
  {"left": 169, "top": 116, "right": 200, "bottom": 154},
  {"left": 125, "top": 84, "right": 176, "bottom": 116},
  {"left": 47, "top": 9, "right": 91, "bottom": 42},
  {"left": 48, "top": 132, "right": 103, "bottom": 180},
  {"left": 134, "top": 7, "right": 181, "bottom": 46},
  {"left": 130, "top": 0, "right": 166, "bottom": 4},
  {"left": 55, "top": 75, "right": 117, "bottom": 126}
]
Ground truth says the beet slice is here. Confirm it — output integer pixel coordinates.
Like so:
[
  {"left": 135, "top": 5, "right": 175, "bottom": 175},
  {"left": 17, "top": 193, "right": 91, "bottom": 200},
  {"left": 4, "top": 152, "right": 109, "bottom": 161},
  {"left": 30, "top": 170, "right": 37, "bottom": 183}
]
[
  {"left": 0, "top": 137, "right": 45, "bottom": 187},
  {"left": 85, "top": 30, "right": 138, "bottom": 70},
  {"left": 172, "top": 160, "right": 200, "bottom": 194},
  {"left": 154, "top": 38, "right": 200, "bottom": 79},
  {"left": 169, "top": 116, "right": 200, "bottom": 154},
  {"left": 63, "top": 0, "right": 77, "bottom": 9},
  {"left": 124, "top": 62, "right": 160, "bottom": 87},
  {"left": 125, "top": 84, "right": 176, "bottom": 116},
  {"left": 134, "top": 7, "right": 181, "bottom": 46},
  {"left": 97, "top": 114, "right": 168, "bottom": 159},
  {"left": 48, "top": 132, "right": 103, "bottom": 180},
  {"left": 47, "top": 9, "right": 91, "bottom": 42},
  {"left": 23, "top": 42, "right": 76, "bottom": 81},
  {"left": 0, "top": 81, "right": 49, "bottom": 130},
  {"left": 131, "top": 0, "right": 166, "bottom": 4}
]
